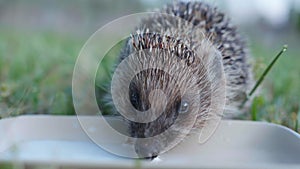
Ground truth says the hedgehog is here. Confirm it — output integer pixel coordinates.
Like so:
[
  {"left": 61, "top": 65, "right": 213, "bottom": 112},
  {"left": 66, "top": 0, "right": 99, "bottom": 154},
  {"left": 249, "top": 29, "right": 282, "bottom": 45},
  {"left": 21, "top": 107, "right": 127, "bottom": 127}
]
[{"left": 103, "top": 1, "right": 253, "bottom": 159}]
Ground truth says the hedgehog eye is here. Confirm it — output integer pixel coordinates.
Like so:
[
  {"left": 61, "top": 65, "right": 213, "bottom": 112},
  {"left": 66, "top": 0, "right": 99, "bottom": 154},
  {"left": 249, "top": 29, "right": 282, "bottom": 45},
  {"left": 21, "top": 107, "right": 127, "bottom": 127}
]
[
  {"left": 178, "top": 100, "right": 189, "bottom": 114},
  {"left": 129, "top": 89, "right": 140, "bottom": 110}
]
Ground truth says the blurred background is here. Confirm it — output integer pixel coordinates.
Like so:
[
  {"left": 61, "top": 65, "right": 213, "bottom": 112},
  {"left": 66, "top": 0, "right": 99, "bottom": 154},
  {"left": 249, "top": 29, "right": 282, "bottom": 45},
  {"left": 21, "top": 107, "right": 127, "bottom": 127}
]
[{"left": 0, "top": 0, "right": 299, "bottom": 132}]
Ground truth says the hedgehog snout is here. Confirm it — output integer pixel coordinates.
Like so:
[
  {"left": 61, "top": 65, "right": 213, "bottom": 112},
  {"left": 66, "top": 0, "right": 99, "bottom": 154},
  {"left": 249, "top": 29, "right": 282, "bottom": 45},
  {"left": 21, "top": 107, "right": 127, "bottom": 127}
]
[{"left": 135, "top": 139, "right": 161, "bottom": 159}]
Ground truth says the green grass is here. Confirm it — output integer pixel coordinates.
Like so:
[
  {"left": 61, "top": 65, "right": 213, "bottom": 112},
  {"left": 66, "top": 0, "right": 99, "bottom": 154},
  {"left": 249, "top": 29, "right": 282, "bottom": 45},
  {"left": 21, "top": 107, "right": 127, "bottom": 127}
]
[
  {"left": 242, "top": 41, "right": 300, "bottom": 132},
  {"left": 0, "top": 30, "right": 83, "bottom": 118},
  {"left": 0, "top": 30, "right": 299, "bottom": 133}
]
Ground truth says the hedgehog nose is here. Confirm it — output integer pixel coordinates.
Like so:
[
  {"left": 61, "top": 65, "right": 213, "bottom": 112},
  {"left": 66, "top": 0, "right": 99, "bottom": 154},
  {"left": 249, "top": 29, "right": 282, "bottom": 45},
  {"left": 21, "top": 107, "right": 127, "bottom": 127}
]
[{"left": 135, "top": 140, "right": 160, "bottom": 160}]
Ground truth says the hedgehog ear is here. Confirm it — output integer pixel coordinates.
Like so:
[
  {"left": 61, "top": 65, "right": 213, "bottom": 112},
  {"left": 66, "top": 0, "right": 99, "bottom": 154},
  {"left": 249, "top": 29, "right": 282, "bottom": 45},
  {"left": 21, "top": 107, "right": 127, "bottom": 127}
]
[{"left": 196, "top": 40, "right": 226, "bottom": 144}]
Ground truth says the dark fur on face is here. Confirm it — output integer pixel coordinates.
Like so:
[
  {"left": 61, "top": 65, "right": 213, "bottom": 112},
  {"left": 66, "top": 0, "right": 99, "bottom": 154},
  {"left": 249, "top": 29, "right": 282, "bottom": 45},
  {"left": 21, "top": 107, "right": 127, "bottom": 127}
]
[{"left": 128, "top": 68, "right": 182, "bottom": 138}]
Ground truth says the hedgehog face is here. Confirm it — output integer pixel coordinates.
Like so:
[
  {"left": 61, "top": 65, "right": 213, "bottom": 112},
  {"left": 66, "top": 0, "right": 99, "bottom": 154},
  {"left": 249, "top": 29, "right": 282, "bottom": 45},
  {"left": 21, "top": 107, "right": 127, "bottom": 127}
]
[
  {"left": 128, "top": 68, "right": 183, "bottom": 138},
  {"left": 129, "top": 90, "right": 193, "bottom": 159},
  {"left": 126, "top": 67, "right": 202, "bottom": 159}
]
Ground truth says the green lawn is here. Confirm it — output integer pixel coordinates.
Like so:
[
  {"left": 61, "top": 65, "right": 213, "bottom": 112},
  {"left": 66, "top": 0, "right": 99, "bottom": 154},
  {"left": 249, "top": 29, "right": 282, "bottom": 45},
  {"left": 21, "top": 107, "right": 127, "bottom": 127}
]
[
  {"left": 0, "top": 30, "right": 299, "bottom": 133},
  {"left": 245, "top": 39, "right": 300, "bottom": 132},
  {"left": 0, "top": 30, "right": 82, "bottom": 117}
]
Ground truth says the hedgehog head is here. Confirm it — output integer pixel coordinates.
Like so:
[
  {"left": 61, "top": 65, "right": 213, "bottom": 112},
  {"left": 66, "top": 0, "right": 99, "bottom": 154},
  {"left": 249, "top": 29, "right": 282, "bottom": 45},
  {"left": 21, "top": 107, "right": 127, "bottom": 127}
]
[{"left": 111, "top": 32, "right": 225, "bottom": 159}]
